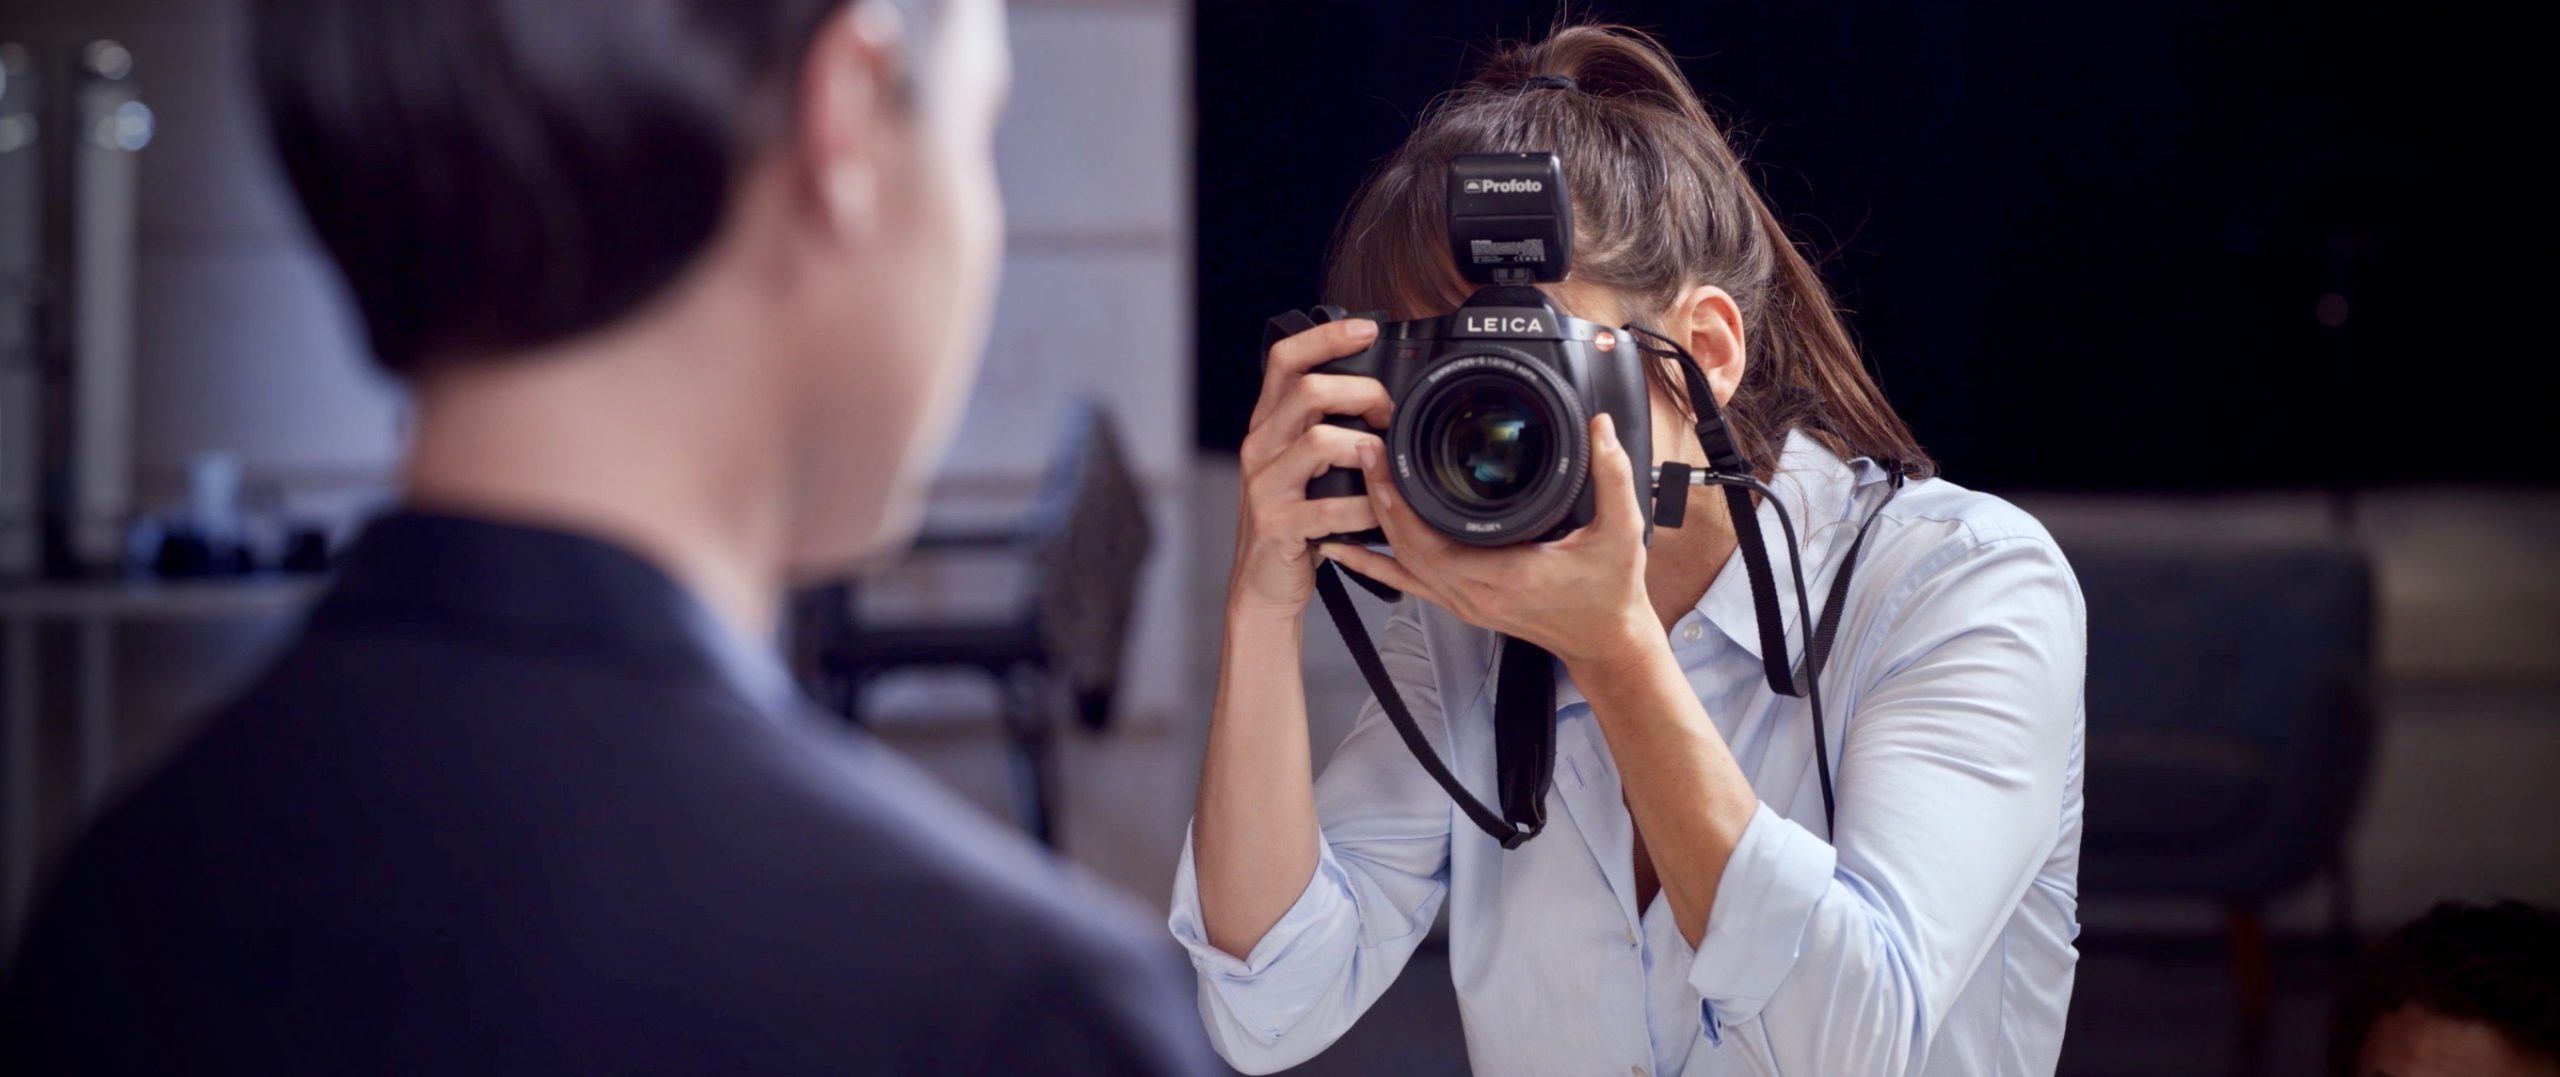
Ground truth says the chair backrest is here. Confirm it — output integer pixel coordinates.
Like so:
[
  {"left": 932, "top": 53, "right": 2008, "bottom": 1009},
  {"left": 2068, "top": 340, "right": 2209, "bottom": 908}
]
[
  {"left": 2060, "top": 532, "right": 2377, "bottom": 895},
  {"left": 2073, "top": 537, "right": 2372, "bottom": 739},
  {"left": 1017, "top": 400, "right": 1154, "bottom": 716}
]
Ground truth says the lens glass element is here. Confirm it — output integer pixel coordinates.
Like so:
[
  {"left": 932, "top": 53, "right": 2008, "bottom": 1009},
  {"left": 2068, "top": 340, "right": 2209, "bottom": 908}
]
[{"left": 1425, "top": 377, "right": 1552, "bottom": 510}]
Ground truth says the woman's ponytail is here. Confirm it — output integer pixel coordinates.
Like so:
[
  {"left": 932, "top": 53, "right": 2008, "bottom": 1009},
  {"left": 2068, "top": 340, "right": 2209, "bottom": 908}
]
[{"left": 1327, "top": 21, "right": 1933, "bottom": 480}]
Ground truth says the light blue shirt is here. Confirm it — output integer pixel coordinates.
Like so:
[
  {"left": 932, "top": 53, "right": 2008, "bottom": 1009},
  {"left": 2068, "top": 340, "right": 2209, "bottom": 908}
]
[{"left": 1170, "top": 432, "right": 2087, "bottom": 1076}]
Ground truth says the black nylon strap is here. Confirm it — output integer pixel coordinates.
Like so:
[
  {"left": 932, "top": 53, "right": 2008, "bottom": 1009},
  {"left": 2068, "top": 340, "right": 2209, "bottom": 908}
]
[
  {"left": 1623, "top": 322, "right": 1912, "bottom": 835},
  {"left": 1792, "top": 470, "right": 1903, "bottom": 826},
  {"left": 1726, "top": 482, "right": 1799, "bottom": 698},
  {"left": 1492, "top": 635, "right": 1556, "bottom": 841},
  {"left": 1802, "top": 471, "right": 1905, "bottom": 690},
  {"left": 1632, "top": 323, "right": 1800, "bottom": 699},
  {"left": 1282, "top": 303, "right": 1541, "bottom": 847},
  {"left": 1315, "top": 561, "right": 1540, "bottom": 847}
]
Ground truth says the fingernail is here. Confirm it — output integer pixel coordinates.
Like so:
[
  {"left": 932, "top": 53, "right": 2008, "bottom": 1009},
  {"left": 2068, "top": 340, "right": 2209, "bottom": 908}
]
[
  {"left": 1316, "top": 542, "right": 1348, "bottom": 562},
  {"left": 1349, "top": 319, "right": 1378, "bottom": 340},
  {"left": 1597, "top": 412, "right": 1618, "bottom": 446},
  {"left": 1357, "top": 441, "right": 1379, "bottom": 471}
]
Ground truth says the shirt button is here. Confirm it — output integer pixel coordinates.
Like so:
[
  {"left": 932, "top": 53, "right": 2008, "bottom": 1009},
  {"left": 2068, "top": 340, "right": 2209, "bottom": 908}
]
[{"left": 1680, "top": 622, "right": 1705, "bottom": 643}]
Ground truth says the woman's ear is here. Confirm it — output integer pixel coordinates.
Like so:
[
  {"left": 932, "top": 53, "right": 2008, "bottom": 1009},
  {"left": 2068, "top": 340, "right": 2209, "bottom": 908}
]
[{"left": 1671, "top": 284, "right": 1747, "bottom": 406}]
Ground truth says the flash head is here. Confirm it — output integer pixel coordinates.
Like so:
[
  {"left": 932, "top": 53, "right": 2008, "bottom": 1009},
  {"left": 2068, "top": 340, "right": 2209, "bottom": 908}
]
[{"left": 1446, "top": 152, "right": 1574, "bottom": 286}]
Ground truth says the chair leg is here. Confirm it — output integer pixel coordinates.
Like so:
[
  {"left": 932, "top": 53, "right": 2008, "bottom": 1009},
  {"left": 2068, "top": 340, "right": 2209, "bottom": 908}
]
[
  {"left": 784, "top": 583, "right": 854, "bottom": 689},
  {"left": 2225, "top": 902, "right": 2270, "bottom": 1070},
  {"left": 1002, "top": 668, "right": 1058, "bottom": 848}
]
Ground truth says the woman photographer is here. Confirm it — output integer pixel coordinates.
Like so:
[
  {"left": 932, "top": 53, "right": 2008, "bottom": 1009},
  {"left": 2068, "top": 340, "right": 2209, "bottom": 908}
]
[{"left": 1175, "top": 23, "right": 2085, "bottom": 1077}]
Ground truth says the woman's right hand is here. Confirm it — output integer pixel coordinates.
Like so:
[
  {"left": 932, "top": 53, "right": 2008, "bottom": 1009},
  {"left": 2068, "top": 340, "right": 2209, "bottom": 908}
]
[
  {"left": 1227, "top": 317, "right": 1394, "bottom": 619},
  {"left": 1202, "top": 317, "right": 1388, "bottom": 959}
]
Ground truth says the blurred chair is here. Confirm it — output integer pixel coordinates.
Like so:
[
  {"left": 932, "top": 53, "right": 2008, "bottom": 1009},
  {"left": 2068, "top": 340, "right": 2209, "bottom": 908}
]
[
  {"left": 2062, "top": 532, "right": 2376, "bottom": 1042},
  {"left": 794, "top": 400, "right": 1153, "bottom": 847}
]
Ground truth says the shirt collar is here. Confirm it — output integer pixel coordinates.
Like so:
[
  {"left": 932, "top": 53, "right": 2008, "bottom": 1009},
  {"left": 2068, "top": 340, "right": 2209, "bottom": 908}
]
[{"left": 1556, "top": 431, "right": 1890, "bottom": 713}]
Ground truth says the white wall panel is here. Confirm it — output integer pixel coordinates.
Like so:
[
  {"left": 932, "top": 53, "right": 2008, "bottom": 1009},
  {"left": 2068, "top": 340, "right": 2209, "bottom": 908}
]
[
  {"left": 943, "top": 248, "right": 1186, "bottom": 484},
  {"left": 131, "top": 247, "right": 400, "bottom": 487},
  {"left": 997, "top": 6, "right": 1184, "bottom": 243}
]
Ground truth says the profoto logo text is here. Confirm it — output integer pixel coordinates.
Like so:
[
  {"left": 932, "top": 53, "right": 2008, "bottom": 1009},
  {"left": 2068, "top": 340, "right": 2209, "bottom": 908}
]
[{"left": 1461, "top": 177, "right": 1545, "bottom": 195}]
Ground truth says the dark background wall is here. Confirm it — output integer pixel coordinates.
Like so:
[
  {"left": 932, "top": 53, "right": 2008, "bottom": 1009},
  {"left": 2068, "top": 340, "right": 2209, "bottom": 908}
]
[{"left": 1194, "top": 1, "right": 2536, "bottom": 492}]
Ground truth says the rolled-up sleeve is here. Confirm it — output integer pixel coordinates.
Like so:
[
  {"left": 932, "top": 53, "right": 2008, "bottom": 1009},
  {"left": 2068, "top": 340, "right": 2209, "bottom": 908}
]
[
  {"left": 1689, "top": 533, "right": 2085, "bottom": 1075},
  {"left": 1689, "top": 803, "right": 1838, "bottom": 1023},
  {"left": 1167, "top": 602, "right": 1457, "bottom": 1075}
]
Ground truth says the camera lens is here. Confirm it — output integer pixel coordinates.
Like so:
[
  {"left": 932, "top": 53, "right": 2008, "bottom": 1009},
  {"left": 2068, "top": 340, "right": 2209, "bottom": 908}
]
[
  {"left": 1392, "top": 352, "right": 1588, "bottom": 546},
  {"left": 1423, "top": 377, "right": 1554, "bottom": 510}
]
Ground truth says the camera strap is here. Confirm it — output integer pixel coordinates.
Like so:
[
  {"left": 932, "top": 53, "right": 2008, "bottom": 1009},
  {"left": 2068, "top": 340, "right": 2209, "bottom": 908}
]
[
  {"left": 1269, "top": 308, "right": 1552, "bottom": 848},
  {"left": 1274, "top": 309, "right": 1896, "bottom": 847},
  {"left": 1314, "top": 563, "right": 1551, "bottom": 848},
  {"left": 1662, "top": 345, "right": 1801, "bottom": 701},
  {"left": 1625, "top": 323, "right": 1904, "bottom": 833}
]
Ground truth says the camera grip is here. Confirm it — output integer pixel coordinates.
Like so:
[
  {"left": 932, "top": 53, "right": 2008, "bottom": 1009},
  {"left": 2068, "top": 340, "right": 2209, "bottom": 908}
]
[
  {"left": 1306, "top": 415, "right": 1387, "bottom": 545},
  {"left": 1304, "top": 415, "right": 1374, "bottom": 501},
  {"left": 1267, "top": 304, "right": 1392, "bottom": 544},
  {"left": 1306, "top": 465, "right": 1365, "bottom": 502}
]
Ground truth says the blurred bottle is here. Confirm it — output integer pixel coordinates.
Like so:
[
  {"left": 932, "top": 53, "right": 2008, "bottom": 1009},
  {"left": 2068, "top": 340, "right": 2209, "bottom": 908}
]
[
  {"left": 67, "top": 40, "right": 152, "bottom": 572},
  {"left": 0, "top": 43, "right": 40, "bottom": 579}
]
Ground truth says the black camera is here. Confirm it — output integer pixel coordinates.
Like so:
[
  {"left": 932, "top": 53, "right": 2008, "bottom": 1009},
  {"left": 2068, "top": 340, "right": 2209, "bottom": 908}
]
[{"left": 1296, "top": 152, "right": 1653, "bottom": 546}]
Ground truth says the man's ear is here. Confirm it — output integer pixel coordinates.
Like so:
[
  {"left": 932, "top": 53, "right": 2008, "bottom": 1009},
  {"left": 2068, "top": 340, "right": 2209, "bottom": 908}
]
[
  {"left": 795, "top": 0, "right": 909, "bottom": 244},
  {"left": 1672, "top": 284, "right": 1748, "bottom": 406}
]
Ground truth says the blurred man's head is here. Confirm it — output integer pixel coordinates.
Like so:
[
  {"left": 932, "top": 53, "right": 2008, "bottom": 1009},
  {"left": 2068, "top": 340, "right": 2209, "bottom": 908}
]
[
  {"left": 251, "top": 0, "right": 1010, "bottom": 569},
  {"left": 2331, "top": 901, "right": 2560, "bottom": 1077}
]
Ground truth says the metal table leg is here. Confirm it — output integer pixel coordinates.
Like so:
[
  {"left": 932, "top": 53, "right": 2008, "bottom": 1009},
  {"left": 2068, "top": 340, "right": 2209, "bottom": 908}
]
[
  {"left": 4, "top": 617, "right": 36, "bottom": 952},
  {"left": 75, "top": 615, "right": 112, "bottom": 811}
]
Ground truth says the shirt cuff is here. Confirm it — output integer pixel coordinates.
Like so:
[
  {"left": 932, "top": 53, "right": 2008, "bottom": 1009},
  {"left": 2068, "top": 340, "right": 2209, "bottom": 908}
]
[
  {"left": 1688, "top": 802, "right": 1838, "bottom": 1025},
  {"left": 1167, "top": 827, "right": 1355, "bottom": 1043}
]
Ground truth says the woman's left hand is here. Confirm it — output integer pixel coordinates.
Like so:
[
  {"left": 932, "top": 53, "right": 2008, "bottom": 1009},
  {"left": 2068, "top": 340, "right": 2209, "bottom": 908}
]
[{"left": 1321, "top": 413, "right": 1660, "bottom": 672}]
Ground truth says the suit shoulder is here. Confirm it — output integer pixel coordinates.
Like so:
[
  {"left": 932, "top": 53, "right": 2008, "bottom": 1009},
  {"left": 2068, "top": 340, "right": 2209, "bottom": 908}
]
[
  {"left": 753, "top": 717, "right": 1174, "bottom": 948},
  {"left": 738, "top": 723, "right": 1213, "bottom": 1070}
]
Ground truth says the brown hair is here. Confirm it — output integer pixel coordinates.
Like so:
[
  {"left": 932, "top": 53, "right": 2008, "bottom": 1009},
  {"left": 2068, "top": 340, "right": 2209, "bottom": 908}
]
[{"left": 1324, "top": 23, "right": 1934, "bottom": 480}]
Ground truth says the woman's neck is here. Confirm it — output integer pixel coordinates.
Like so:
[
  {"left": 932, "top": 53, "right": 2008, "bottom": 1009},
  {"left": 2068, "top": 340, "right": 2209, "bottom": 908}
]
[
  {"left": 399, "top": 303, "right": 795, "bottom": 644},
  {"left": 1642, "top": 391, "right": 1740, "bottom": 630},
  {"left": 1643, "top": 500, "right": 1738, "bottom": 630}
]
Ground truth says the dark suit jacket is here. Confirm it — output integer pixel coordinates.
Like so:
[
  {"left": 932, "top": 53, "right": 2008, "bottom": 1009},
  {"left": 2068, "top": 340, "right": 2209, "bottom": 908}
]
[{"left": 0, "top": 512, "right": 1213, "bottom": 1074}]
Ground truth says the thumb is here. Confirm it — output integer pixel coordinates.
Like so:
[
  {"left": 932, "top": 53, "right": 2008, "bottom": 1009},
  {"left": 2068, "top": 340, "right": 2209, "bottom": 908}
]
[{"left": 1587, "top": 412, "right": 1644, "bottom": 537}]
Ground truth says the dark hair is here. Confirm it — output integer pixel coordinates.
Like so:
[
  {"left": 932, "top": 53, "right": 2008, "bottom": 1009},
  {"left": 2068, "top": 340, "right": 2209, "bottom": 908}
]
[
  {"left": 1326, "top": 23, "right": 1933, "bottom": 480},
  {"left": 249, "top": 0, "right": 931, "bottom": 375},
  {"left": 2328, "top": 901, "right": 2560, "bottom": 1074}
]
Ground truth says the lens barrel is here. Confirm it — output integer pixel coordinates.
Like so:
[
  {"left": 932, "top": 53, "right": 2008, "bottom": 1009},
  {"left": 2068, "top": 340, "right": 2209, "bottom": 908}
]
[{"left": 1392, "top": 352, "right": 1587, "bottom": 545}]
